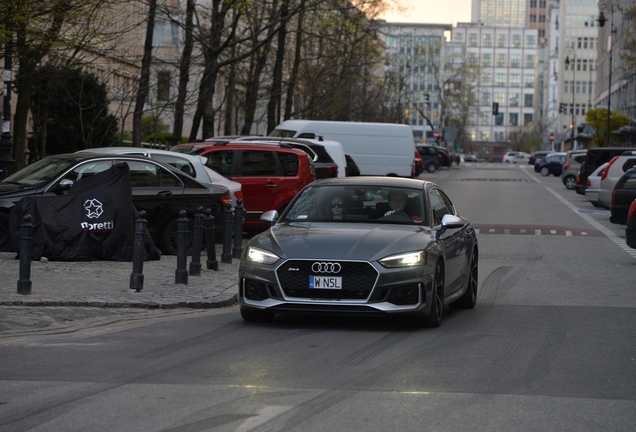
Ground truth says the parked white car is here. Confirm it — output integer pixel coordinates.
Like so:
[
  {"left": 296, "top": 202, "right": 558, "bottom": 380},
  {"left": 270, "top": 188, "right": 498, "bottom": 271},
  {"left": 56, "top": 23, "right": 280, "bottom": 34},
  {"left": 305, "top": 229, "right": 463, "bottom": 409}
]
[
  {"left": 512, "top": 152, "right": 529, "bottom": 164},
  {"left": 502, "top": 151, "right": 519, "bottom": 163},
  {"left": 77, "top": 147, "right": 244, "bottom": 207},
  {"left": 597, "top": 150, "right": 636, "bottom": 209},
  {"left": 585, "top": 162, "right": 609, "bottom": 208}
]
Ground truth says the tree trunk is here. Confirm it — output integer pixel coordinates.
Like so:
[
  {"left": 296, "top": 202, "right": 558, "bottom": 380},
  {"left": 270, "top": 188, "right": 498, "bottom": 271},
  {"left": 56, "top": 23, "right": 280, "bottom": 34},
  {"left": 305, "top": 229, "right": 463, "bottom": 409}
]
[
  {"left": 284, "top": 5, "right": 304, "bottom": 120},
  {"left": 267, "top": 0, "right": 290, "bottom": 134},
  {"left": 171, "top": 0, "right": 195, "bottom": 146},
  {"left": 12, "top": 62, "right": 36, "bottom": 169},
  {"left": 224, "top": 62, "right": 235, "bottom": 135},
  {"left": 132, "top": 0, "right": 157, "bottom": 148}
]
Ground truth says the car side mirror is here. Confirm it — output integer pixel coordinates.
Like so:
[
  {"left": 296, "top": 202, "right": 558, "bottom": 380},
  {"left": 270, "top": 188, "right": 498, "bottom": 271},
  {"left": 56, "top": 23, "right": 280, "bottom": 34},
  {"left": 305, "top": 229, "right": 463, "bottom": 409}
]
[
  {"left": 441, "top": 214, "right": 463, "bottom": 229},
  {"left": 260, "top": 210, "right": 279, "bottom": 225},
  {"left": 55, "top": 179, "right": 74, "bottom": 193}
]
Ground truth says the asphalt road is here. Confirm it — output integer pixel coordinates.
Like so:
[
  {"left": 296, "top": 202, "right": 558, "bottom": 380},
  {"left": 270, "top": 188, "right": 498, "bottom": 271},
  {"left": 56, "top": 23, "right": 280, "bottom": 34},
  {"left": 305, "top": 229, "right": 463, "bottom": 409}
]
[{"left": 1, "top": 163, "right": 635, "bottom": 432}]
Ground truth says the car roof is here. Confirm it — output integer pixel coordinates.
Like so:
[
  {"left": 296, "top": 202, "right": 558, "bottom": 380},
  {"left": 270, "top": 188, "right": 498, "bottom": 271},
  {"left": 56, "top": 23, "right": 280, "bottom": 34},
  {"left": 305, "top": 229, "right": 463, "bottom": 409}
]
[{"left": 310, "top": 176, "right": 434, "bottom": 190}]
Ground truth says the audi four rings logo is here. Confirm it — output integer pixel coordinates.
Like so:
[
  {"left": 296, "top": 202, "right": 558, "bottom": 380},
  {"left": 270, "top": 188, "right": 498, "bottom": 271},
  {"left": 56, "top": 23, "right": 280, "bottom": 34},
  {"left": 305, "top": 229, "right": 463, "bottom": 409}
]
[{"left": 311, "top": 262, "right": 341, "bottom": 273}]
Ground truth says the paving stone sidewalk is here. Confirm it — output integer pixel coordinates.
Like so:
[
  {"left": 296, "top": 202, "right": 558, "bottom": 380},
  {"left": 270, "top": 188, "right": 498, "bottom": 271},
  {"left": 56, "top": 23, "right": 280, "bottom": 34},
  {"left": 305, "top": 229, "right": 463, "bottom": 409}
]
[{"left": 0, "top": 244, "right": 241, "bottom": 309}]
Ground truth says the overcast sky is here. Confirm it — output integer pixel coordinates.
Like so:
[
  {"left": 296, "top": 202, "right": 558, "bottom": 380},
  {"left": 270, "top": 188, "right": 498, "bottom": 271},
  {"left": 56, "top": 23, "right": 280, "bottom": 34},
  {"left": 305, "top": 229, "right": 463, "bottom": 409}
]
[{"left": 380, "top": 0, "right": 472, "bottom": 26}]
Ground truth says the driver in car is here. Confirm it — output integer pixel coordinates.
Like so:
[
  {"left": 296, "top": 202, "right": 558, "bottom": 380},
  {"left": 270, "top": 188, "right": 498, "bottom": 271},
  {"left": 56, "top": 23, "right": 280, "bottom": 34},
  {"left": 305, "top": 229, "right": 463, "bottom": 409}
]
[{"left": 384, "top": 190, "right": 422, "bottom": 222}]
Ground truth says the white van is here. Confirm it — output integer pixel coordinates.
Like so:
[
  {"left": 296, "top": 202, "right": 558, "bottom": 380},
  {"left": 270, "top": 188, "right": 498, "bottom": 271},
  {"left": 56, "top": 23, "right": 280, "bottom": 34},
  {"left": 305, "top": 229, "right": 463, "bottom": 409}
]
[{"left": 270, "top": 120, "right": 415, "bottom": 177}]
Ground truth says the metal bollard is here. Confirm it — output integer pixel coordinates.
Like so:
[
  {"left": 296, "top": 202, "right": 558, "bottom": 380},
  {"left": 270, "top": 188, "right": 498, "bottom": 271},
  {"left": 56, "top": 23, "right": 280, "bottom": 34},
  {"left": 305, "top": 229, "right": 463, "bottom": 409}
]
[
  {"left": 175, "top": 210, "right": 188, "bottom": 285},
  {"left": 221, "top": 202, "right": 233, "bottom": 264},
  {"left": 129, "top": 210, "right": 147, "bottom": 292},
  {"left": 204, "top": 208, "right": 218, "bottom": 271},
  {"left": 233, "top": 199, "right": 245, "bottom": 259},
  {"left": 17, "top": 214, "right": 33, "bottom": 295},
  {"left": 189, "top": 207, "right": 204, "bottom": 276}
]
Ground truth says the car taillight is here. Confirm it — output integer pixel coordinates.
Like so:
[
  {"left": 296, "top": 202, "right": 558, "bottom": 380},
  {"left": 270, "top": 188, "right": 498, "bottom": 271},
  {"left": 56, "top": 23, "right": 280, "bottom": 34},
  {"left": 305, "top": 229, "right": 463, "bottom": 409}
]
[
  {"left": 221, "top": 196, "right": 232, "bottom": 206},
  {"left": 563, "top": 163, "right": 570, "bottom": 170},
  {"left": 601, "top": 156, "right": 618, "bottom": 180},
  {"left": 628, "top": 200, "right": 636, "bottom": 222},
  {"left": 587, "top": 178, "right": 591, "bottom": 187},
  {"left": 234, "top": 191, "right": 243, "bottom": 201},
  {"left": 577, "top": 174, "right": 581, "bottom": 184},
  {"left": 611, "top": 189, "right": 616, "bottom": 205},
  {"left": 326, "top": 165, "right": 338, "bottom": 176}
]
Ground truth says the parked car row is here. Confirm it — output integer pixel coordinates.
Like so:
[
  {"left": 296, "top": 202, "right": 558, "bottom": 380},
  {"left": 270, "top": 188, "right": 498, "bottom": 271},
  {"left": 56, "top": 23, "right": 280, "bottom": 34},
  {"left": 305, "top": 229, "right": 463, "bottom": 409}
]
[{"left": 415, "top": 145, "right": 458, "bottom": 173}]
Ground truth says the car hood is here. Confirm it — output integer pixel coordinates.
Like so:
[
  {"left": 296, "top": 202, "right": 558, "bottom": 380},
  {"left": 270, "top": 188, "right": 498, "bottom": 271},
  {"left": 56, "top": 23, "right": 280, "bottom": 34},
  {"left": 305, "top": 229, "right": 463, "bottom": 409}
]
[
  {"left": 0, "top": 183, "right": 39, "bottom": 201},
  {"left": 249, "top": 222, "right": 434, "bottom": 262}
]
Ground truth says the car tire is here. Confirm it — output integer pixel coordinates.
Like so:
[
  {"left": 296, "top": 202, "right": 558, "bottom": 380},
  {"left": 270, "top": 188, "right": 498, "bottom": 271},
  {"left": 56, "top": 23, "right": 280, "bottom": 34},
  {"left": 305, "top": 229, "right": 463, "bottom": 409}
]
[
  {"left": 159, "top": 216, "right": 194, "bottom": 256},
  {"left": 240, "top": 308, "right": 275, "bottom": 322},
  {"left": 426, "top": 163, "right": 437, "bottom": 173},
  {"left": 415, "top": 260, "right": 444, "bottom": 328},
  {"left": 564, "top": 175, "right": 577, "bottom": 190},
  {"left": 541, "top": 166, "right": 550, "bottom": 176},
  {"left": 451, "top": 249, "right": 478, "bottom": 309},
  {"left": 0, "top": 212, "right": 13, "bottom": 252}
]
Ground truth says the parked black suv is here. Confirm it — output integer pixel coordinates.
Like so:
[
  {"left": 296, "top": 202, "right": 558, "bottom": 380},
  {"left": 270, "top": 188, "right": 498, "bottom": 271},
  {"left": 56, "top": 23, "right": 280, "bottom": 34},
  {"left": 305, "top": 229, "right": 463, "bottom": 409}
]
[
  {"left": 575, "top": 147, "right": 636, "bottom": 195},
  {"left": 415, "top": 145, "right": 441, "bottom": 173}
]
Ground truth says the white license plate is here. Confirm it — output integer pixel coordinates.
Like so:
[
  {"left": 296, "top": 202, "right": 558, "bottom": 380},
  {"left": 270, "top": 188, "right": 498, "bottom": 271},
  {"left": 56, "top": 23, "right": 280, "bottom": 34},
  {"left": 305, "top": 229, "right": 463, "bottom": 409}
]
[{"left": 309, "top": 276, "right": 342, "bottom": 289}]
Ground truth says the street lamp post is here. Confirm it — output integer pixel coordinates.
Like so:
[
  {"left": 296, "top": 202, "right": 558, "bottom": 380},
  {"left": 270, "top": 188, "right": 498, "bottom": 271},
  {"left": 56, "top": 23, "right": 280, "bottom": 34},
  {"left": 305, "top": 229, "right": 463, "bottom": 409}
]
[
  {"left": 598, "top": 0, "right": 616, "bottom": 147},
  {"left": 565, "top": 48, "right": 576, "bottom": 150},
  {"left": 0, "top": 25, "right": 15, "bottom": 180}
]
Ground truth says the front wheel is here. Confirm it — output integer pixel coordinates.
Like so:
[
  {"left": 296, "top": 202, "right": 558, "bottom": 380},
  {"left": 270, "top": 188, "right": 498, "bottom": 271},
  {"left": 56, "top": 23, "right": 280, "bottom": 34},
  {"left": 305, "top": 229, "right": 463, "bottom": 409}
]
[
  {"left": 541, "top": 166, "right": 550, "bottom": 177},
  {"left": 414, "top": 260, "right": 444, "bottom": 328},
  {"left": 564, "top": 175, "right": 577, "bottom": 190},
  {"left": 451, "top": 249, "right": 478, "bottom": 309},
  {"left": 426, "top": 163, "right": 437, "bottom": 173},
  {"left": 159, "top": 216, "right": 194, "bottom": 255}
]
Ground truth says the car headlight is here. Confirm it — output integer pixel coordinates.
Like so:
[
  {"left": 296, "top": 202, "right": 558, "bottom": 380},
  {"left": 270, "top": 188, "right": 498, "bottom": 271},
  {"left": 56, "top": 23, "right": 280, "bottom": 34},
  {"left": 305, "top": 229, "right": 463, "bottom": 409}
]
[
  {"left": 246, "top": 246, "right": 280, "bottom": 264},
  {"left": 379, "top": 251, "right": 425, "bottom": 268}
]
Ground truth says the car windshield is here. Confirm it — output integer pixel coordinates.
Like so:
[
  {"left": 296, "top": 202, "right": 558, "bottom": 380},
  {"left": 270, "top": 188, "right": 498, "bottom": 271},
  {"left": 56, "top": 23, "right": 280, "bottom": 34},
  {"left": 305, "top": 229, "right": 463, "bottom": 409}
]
[
  {"left": 282, "top": 184, "right": 427, "bottom": 225},
  {"left": 1, "top": 157, "right": 76, "bottom": 187}
]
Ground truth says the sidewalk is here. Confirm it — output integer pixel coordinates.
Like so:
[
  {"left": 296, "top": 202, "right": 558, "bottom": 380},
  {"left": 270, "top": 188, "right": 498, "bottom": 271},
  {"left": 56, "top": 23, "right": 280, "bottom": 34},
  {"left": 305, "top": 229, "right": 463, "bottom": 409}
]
[{"left": 0, "top": 244, "right": 241, "bottom": 309}]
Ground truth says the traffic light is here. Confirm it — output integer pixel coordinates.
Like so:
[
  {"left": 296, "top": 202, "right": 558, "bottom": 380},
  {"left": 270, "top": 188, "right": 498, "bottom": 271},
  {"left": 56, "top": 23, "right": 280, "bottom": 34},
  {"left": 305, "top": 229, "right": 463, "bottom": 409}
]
[
  {"left": 424, "top": 93, "right": 430, "bottom": 104},
  {"left": 492, "top": 102, "right": 499, "bottom": 116},
  {"left": 558, "top": 103, "right": 566, "bottom": 114}
]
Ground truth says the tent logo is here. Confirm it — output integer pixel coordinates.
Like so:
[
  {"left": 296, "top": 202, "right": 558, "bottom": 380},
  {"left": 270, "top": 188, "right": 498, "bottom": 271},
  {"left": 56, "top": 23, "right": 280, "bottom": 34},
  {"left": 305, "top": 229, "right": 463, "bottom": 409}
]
[{"left": 84, "top": 199, "right": 104, "bottom": 219}]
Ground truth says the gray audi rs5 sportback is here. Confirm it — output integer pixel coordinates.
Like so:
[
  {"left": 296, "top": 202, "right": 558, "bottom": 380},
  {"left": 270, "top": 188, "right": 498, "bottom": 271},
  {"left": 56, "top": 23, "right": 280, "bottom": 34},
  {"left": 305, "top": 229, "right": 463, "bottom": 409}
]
[{"left": 238, "top": 177, "right": 478, "bottom": 327}]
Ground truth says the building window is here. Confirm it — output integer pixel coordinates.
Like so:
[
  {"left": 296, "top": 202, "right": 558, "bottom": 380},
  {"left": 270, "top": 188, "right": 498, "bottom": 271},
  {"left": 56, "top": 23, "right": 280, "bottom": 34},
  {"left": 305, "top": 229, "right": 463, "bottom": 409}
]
[
  {"left": 497, "top": 34, "right": 507, "bottom": 48},
  {"left": 530, "top": 0, "right": 537, "bottom": 7},
  {"left": 510, "top": 54, "right": 521, "bottom": 68},
  {"left": 152, "top": 21, "right": 165, "bottom": 46},
  {"left": 525, "top": 54, "right": 535, "bottom": 68},
  {"left": 481, "top": 72, "right": 492, "bottom": 86},
  {"left": 564, "top": 80, "right": 569, "bottom": 93},
  {"left": 512, "top": 35, "right": 522, "bottom": 48},
  {"left": 509, "top": 93, "right": 519, "bottom": 107},
  {"left": 524, "top": 75, "right": 535, "bottom": 88},
  {"left": 482, "top": 53, "right": 492, "bottom": 66},
  {"left": 468, "top": 53, "right": 478, "bottom": 65},
  {"left": 524, "top": 94, "right": 534, "bottom": 107},
  {"left": 495, "top": 73, "right": 506, "bottom": 86},
  {"left": 526, "top": 35, "right": 536, "bottom": 49},
  {"left": 576, "top": 81, "right": 581, "bottom": 94},
  {"left": 495, "top": 92, "right": 506, "bottom": 105},
  {"left": 524, "top": 113, "right": 534, "bottom": 125},
  {"left": 539, "top": 29, "right": 545, "bottom": 38},
  {"left": 480, "top": 130, "right": 491, "bottom": 141},
  {"left": 469, "top": 33, "right": 478, "bottom": 47},
  {"left": 494, "top": 131, "right": 505, "bottom": 141},
  {"left": 483, "top": 33, "right": 492, "bottom": 47},
  {"left": 495, "top": 114, "right": 504, "bottom": 126},
  {"left": 539, "top": 14, "right": 546, "bottom": 23},
  {"left": 496, "top": 54, "right": 506, "bottom": 67},
  {"left": 509, "top": 74, "right": 521, "bottom": 87},
  {"left": 539, "top": 0, "right": 546, "bottom": 7},
  {"left": 157, "top": 70, "right": 171, "bottom": 101},
  {"left": 480, "top": 111, "right": 490, "bottom": 125},
  {"left": 509, "top": 113, "right": 519, "bottom": 126},
  {"left": 453, "top": 32, "right": 464, "bottom": 42},
  {"left": 481, "top": 91, "right": 491, "bottom": 106}
]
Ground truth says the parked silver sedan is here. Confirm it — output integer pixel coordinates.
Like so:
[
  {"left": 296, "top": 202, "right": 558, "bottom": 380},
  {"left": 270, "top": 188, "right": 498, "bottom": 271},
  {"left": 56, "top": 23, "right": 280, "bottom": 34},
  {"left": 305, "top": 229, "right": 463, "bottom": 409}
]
[{"left": 238, "top": 177, "right": 478, "bottom": 327}]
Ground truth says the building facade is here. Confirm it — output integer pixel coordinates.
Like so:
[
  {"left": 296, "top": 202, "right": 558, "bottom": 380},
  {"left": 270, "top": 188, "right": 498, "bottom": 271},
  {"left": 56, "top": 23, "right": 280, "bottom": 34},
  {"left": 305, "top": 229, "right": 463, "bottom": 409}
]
[{"left": 452, "top": 23, "right": 538, "bottom": 157}]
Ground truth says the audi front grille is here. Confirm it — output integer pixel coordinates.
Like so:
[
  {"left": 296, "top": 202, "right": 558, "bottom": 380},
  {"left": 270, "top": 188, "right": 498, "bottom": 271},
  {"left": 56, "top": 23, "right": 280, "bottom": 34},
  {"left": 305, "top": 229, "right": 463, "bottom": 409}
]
[{"left": 276, "top": 260, "right": 378, "bottom": 300}]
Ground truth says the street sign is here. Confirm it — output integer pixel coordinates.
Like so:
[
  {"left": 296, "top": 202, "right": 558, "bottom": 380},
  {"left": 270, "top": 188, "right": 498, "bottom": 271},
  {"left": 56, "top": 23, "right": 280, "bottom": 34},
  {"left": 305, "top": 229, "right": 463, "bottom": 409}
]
[
  {"left": 549, "top": 133, "right": 555, "bottom": 142},
  {"left": 433, "top": 131, "right": 441, "bottom": 138}
]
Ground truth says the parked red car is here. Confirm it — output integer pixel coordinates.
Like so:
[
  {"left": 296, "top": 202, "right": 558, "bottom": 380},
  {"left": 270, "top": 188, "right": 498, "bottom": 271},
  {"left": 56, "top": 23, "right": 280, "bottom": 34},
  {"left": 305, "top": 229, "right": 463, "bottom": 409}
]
[{"left": 171, "top": 141, "right": 315, "bottom": 228}]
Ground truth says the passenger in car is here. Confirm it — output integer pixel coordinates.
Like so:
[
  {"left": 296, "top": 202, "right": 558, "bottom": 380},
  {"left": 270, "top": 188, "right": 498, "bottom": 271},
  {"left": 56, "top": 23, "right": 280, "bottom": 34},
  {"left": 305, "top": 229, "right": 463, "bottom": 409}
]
[
  {"left": 384, "top": 190, "right": 422, "bottom": 222},
  {"left": 328, "top": 196, "right": 346, "bottom": 220}
]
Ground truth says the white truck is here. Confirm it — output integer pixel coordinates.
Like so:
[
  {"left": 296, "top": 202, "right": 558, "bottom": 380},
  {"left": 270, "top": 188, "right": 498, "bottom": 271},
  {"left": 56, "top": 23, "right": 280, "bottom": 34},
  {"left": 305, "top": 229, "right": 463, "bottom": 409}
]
[{"left": 270, "top": 120, "right": 415, "bottom": 177}]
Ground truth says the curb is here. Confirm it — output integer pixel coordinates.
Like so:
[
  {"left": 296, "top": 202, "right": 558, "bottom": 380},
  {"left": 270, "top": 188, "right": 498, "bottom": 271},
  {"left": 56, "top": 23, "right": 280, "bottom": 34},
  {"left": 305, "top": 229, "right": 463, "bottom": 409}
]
[{"left": 0, "top": 294, "right": 238, "bottom": 309}]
